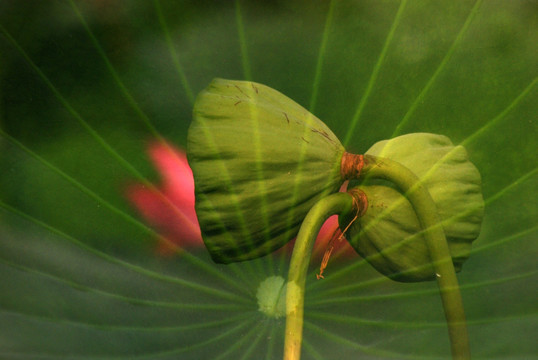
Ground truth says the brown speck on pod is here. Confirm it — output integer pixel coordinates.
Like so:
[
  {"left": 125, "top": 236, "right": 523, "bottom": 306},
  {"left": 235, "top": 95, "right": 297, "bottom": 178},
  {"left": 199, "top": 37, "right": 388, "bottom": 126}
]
[
  {"left": 283, "top": 112, "right": 290, "bottom": 124},
  {"left": 311, "top": 128, "right": 333, "bottom": 142},
  {"left": 234, "top": 84, "right": 250, "bottom": 98}
]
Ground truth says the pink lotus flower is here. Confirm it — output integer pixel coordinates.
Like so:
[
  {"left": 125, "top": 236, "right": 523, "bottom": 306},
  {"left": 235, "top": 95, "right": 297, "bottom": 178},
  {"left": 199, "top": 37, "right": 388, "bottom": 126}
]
[
  {"left": 126, "top": 141, "right": 357, "bottom": 262},
  {"left": 126, "top": 141, "right": 202, "bottom": 255}
]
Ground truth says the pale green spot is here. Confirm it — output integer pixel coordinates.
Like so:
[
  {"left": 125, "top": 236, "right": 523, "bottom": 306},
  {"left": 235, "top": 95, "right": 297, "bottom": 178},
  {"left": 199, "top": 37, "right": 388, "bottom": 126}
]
[{"left": 256, "top": 276, "right": 286, "bottom": 319}]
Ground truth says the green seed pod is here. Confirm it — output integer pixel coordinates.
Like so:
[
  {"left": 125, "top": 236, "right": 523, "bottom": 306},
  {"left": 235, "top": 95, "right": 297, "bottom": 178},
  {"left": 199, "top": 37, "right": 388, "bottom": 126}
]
[
  {"left": 188, "top": 78, "right": 344, "bottom": 263},
  {"left": 341, "top": 133, "right": 484, "bottom": 282}
]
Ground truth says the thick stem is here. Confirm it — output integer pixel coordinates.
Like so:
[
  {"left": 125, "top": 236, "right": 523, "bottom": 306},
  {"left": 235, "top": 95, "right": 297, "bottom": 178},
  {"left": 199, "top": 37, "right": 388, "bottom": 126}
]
[
  {"left": 362, "top": 155, "right": 470, "bottom": 360},
  {"left": 284, "top": 193, "right": 353, "bottom": 360}
]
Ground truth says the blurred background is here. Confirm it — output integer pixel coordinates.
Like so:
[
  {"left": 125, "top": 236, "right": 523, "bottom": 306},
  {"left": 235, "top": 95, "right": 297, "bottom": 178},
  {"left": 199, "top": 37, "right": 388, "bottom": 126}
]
[{"left": 0, "top": 0, "right": 536, "bottom": 359}]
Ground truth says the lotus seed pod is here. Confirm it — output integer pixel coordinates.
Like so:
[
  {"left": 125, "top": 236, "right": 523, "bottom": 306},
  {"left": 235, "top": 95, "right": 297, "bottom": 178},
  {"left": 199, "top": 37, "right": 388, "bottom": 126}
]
[
  {"left": 188, "top": 79, "right": 344, "bottom": 263},
  {"left": 341, "top": 133, "right": 484, "bottom": 282}
]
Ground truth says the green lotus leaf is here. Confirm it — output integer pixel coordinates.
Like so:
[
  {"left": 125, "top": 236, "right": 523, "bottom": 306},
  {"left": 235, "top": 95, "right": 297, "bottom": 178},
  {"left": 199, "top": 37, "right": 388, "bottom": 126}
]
[
  {"left": 343, "top": 133, "right": 484, "bottom": 282},
  {"left": 188, "top": 78, "right": 344, "bottom": 263}
]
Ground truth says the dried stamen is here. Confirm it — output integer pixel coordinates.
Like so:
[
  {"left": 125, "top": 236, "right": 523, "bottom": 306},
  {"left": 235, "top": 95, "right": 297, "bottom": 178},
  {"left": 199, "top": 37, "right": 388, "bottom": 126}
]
[{"left": 316, "top": 188, "right": 368, "bottom": 279}]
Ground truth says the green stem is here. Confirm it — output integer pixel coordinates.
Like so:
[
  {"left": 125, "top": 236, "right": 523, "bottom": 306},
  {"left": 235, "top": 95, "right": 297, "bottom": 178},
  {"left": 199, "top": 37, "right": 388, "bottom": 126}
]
[
  {"left": 284, "top": 193, "right": 353, "bottom": 360},
  {"left": 362, "top": 155, "right": 470, "bottom": 360}
]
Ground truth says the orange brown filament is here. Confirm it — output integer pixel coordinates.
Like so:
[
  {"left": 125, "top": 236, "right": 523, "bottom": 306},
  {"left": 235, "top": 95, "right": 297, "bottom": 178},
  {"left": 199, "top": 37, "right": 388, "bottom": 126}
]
[
  {"left": 340, "top": 152, "right": 365, "bottom": 180},
  {"left": 317, "top": 188, "right": 368, "bottom": 279}
]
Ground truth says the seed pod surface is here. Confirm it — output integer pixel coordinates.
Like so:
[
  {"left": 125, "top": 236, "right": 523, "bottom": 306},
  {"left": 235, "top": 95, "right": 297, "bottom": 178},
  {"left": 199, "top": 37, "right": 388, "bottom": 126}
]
[
  {"left": 342, "top": 133, "right": 484, "bottom": 282},
  {"left": 188, "top": 79, "right": 344, "bottom": 263}
]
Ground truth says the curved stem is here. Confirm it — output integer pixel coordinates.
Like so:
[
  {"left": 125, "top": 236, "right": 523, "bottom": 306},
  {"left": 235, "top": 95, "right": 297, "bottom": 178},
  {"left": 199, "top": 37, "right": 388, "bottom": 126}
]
[
  {"left": 362, "top": 155, "right": 470, "bottom": 360},
  {"left": 284, "top": 193, "right": 353, "bottom": 360}
]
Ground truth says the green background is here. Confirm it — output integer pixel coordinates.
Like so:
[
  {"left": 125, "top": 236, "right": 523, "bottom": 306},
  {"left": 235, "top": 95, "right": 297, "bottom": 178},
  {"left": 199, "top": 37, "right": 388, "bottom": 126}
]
[{"left": 0, "top": 0, "right": 536, "bottom": 359}]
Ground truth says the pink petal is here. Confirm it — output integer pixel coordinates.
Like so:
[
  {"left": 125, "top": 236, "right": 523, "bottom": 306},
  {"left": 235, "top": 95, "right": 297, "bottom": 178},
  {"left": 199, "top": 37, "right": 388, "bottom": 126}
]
[
  {"left": 126, "top": 184, "right": 202, "bottom": 245},
  {"left": 125, "top": 141, "right": 203, "bottom": 252},
  {"left": 148, "top": 142, "right": 195, "bottom": 206}
]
